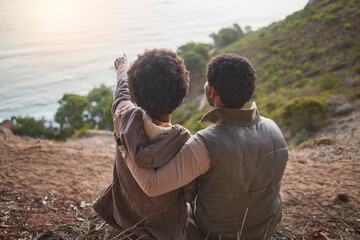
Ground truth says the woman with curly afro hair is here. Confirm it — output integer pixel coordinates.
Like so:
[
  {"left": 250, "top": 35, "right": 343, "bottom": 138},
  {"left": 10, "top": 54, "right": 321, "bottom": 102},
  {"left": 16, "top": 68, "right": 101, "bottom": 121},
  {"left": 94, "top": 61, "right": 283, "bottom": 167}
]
[
  {"left": 94, "top": 49, "right": 203, "bottom": 240},
  {"left": 127, "top": 49, "right": 190, "bottom": 122}
]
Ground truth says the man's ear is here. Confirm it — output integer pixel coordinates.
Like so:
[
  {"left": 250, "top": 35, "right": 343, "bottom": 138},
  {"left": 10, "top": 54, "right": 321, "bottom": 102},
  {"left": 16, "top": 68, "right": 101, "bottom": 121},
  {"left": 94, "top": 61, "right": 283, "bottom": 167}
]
[{"left": 210, "top": 87, "right": 218, "bottom": 99}]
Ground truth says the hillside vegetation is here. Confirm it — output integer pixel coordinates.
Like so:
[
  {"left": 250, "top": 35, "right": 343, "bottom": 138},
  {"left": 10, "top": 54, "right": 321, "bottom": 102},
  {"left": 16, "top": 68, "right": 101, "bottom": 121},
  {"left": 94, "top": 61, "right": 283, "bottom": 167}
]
[{"left": 174, "top": 0, "right": 360, "bottom": 137}]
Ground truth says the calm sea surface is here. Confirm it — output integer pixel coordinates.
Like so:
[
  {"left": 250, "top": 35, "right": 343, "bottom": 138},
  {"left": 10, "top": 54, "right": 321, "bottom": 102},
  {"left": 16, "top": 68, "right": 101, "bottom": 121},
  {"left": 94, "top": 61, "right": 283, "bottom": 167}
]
[{"left": 0, "top": 0, "right": 308, "bottom": 121}]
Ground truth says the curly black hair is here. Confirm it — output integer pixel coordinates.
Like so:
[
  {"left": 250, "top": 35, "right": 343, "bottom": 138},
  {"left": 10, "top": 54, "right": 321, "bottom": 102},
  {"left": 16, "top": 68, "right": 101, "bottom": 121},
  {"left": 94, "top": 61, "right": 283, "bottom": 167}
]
[
  {"left": 127, "top": 49, "right": 190, "bottom": 120},
  {"left": 206, "top": 53, "right": 256, "bottom": 108}
]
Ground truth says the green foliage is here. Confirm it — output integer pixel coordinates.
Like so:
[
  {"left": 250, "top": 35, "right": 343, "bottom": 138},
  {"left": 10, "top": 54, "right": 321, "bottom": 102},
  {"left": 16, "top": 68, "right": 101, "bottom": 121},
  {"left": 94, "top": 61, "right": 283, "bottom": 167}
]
[
  {"left": 348, "top": 0, "right": 359, "bottom": 7},
  {"left": 74, "top": 124, "right": 92, "bottom": 138},
  {"left": 294, "top": 129, "right": 309, "bottom": 146},
  {"left": 346, "top": 88, "right": 360, "bottom": 100},
  {"left": 86, "top": 84, "right": 113, "bottom": 130},
  {"left": 260, "top": 71, "right": 270, "bottom": 82},
  {"left": 285, "top": 49, "right": 295, "bottom": 59},
  {"left": 172, "top": 103, "right": 211, "bottom": 134},
  {"left": 177, "top": 42, "right": 212, "bottom": 73},
  {"left": 279, "top": 97, "right": 328, "bottom": 133},
  {"left": 181, "top": 51, "right": 206, "bottom": 73},
  {"left": 210, "top": 23, "right": 244, "bottom": 49},
  {"left": 316, "top": 73, "right": 343, "bottom": 91},
  {"left": 192, "top": 122, "right": 207, "bottom": 132},
  {"left": 351, "top": 64, "right": 360, "bottom": 74},
  {"left": 285, "top": 18, "right": 306, "bottom": 29},
  {"left": 333, "top": 37, "right": 355, "bottom": 50},
  {"left": 345, "top": 76, "right": 360, "bottom": 100},
  {"left": 102, "top": 96, "right": 114, "bottom": 131},
  {"left": 323, "top": 14, "right": 337, "bottom": 25},
  {"left": 55, "top": 94, "right": 90, "bottom": 130},
  {"left": 297, "top": 137, "right": 337, "bottom": 149},
  {"left": 329, "top": 4, "right": 342, "bottom": 13},
  {"left": 303, "top": 62, "right": 311, "bottom": 70},
  {"left": 294, "top": 70, "right": 302, "bottom": 78},
  {"left": 343, "top": 22, "right": 351, "bottom": 30},
  {"left": 10, "top": 117, "right": 56, "bottom": 139},
  {"left": 245, "top": 25, "right": 252, "bottom": 34},
  {"left": 311, "top": 13, "right": 324, "bottom": 22},
  {"left": 52, "top": 85, "right": 114, "bottom": 140}
]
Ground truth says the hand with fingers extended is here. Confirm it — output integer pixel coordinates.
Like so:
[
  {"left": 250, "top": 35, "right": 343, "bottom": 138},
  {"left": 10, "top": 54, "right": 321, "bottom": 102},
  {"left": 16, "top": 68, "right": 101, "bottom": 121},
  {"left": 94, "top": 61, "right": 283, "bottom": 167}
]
[{"left": 114, "top": 54, "right": 128, "bottom": 71}]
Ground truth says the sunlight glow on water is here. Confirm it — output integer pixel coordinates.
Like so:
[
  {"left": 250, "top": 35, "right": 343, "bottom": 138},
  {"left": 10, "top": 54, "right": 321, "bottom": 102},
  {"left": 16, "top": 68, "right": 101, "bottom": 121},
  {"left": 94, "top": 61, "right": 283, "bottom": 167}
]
[{"left": 0, "top": 0, "right": 309, "bottom": 121}]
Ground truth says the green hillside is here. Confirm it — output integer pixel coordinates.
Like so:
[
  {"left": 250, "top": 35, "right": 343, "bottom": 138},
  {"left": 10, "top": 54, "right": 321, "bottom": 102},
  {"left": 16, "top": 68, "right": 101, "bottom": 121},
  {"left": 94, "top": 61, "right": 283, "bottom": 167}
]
[{"left": 174, "top": 0, "right": 360, "bottom": 137}]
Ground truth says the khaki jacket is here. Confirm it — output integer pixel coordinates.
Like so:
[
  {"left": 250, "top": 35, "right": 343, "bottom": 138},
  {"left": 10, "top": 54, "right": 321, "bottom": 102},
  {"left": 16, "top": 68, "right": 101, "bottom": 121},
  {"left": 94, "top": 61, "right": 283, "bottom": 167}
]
[{"left": 194, "top": 104, "right": 288, "bottom": 240}]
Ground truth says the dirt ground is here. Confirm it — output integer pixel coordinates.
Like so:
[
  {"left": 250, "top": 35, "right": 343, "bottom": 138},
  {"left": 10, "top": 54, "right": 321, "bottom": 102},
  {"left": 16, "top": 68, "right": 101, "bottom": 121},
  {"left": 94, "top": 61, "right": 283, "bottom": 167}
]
[{"left": 0, "top": 111, "right": 359, "bottom": 240}]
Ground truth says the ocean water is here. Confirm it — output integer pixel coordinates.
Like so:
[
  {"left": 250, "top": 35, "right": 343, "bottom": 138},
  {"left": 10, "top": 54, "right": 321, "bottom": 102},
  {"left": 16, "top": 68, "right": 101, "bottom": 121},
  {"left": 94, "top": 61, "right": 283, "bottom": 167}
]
[{"left": 0, "top": 0, "right": 308, "bottom": 121}]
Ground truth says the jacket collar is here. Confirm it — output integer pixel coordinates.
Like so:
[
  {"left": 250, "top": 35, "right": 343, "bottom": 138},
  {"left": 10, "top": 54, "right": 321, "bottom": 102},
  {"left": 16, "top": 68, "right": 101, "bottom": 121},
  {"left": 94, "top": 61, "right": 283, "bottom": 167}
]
[{"left": 200, "top": 102, "right": 260, "bottom": 126}]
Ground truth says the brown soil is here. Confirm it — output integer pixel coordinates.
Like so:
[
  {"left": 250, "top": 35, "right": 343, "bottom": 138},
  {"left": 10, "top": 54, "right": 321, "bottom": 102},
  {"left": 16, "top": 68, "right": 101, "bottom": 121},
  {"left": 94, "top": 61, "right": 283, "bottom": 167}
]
[{"left": 0, "top": 111, "right": 359, "bottom": 240}]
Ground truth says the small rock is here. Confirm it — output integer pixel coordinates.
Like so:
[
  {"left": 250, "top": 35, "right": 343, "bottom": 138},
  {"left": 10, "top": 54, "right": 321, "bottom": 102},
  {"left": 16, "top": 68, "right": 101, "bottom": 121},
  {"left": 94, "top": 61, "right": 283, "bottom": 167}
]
[
  {"left": 336, "top": 193, "right": 349, "bottom": 202},
  {"left": 80, "top": 201, "right": 86, "bottom": 208}
]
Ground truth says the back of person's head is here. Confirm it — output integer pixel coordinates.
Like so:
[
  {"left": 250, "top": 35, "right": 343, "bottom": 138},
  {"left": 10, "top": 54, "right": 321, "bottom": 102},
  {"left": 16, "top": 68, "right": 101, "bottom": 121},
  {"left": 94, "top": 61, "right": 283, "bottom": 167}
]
[
  {"left": 127, "top": 49, "right": 190, "bottom": 120},
  {"left": 206, "top": 53, "right": 256, "bottom": 108}
]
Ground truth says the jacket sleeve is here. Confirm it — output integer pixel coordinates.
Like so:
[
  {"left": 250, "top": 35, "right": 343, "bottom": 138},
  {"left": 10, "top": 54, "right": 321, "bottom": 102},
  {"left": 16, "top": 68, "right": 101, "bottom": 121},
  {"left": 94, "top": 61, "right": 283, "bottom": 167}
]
[
  {"left": 120, "top": 135, "right": 210, "bottom": 197},
  {"left": 112, "top": 61, "right": 136, "bottom": 138},
  {"left": 112, "top": 62, "right": 135, "bottom": 117},
  {"left": 119, "top": 118, "right": 194, "bottom": 168}
]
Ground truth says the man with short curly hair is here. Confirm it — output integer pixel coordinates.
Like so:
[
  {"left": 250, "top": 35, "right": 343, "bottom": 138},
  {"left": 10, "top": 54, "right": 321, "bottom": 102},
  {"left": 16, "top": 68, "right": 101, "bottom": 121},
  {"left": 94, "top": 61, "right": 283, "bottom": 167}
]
[
  {"left": 205, "top": 53, "right": 256, "bottom": 108},
  {"left": 94, "top": 49, "right": 199, "bottom": 240},
  {"left": 123, "top": 53, "right": 288, "bottom": 239}
]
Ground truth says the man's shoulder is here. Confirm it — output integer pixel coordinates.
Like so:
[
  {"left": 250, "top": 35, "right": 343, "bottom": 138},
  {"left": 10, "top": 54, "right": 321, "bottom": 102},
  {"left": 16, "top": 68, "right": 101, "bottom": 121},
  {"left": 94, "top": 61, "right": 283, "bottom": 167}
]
[{"left": 258, "top": 116, "right": 282, "bottom": 132}]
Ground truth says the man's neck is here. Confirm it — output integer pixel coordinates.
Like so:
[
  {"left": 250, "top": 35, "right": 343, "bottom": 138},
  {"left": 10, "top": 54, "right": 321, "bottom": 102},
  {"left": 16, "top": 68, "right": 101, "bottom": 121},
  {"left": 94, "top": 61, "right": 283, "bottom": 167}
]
[{"left": 152, "top": 114, "right": 172, "bottom": 127}]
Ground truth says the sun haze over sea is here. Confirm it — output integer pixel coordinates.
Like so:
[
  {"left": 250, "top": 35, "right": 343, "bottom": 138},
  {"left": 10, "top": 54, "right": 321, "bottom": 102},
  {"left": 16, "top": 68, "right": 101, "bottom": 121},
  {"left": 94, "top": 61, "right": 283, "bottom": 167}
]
[{"left": 0, "top": 0, "right": 308, "bottom": 121}]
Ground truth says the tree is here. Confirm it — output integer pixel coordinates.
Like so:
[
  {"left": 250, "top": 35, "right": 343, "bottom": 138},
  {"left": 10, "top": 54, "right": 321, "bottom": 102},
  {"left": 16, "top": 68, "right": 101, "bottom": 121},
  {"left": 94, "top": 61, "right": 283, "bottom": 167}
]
[
  {"left": 210, "top": 23, "right": 245, "bottom": 49},
  {"left": 86, "top": 84, "right": 113, "bottom": 129},
  {"left": 177, "top": 42, "right": 212, "bottom": 73},
  {"left": 55, "top": 94, "right": 90, "bottom": 130},
  {"left": 245, "top": 25, "right": 253, "bottom": 34},
  {"left": 101, "top": 96, "right": 114, "bottom": 130}
]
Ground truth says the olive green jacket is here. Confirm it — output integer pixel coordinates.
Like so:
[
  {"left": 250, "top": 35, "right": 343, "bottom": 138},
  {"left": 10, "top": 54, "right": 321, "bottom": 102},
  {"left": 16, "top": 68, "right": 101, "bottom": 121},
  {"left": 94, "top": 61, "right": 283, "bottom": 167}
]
[{"left": 194, "top": 104, "right": 288, "bottom": 240}]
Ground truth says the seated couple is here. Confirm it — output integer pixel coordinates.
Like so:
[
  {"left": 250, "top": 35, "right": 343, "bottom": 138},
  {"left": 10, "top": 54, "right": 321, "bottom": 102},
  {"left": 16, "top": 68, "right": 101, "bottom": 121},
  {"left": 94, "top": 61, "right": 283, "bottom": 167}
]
[{"left": 93, "top": 49, "right": 288, "bottom": 240}]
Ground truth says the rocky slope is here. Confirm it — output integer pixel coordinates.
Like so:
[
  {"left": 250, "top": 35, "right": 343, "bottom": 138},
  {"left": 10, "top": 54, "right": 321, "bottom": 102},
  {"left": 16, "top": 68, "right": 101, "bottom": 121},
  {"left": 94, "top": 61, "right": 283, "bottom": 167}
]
[{"left": 1, "top": 109, "right": 359, "bottom": 239}]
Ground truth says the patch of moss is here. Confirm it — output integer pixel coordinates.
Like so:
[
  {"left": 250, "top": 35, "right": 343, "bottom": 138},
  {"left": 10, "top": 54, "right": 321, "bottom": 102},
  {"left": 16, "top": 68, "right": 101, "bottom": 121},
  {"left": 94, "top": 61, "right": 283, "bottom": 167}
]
[{"left": 297, "top": 137, "right": 337, "bottom": 149}]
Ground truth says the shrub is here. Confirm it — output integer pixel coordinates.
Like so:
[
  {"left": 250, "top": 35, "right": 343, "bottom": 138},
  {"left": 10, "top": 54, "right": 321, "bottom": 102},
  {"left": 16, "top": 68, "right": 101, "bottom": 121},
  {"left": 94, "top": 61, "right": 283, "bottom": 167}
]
[
  {"left": 294, "top": 70, "right": 302, "bottom": 78},
  {"left": 334, "top": 37, "right": 354, "bottom": 50},
  {"left": 10, "top": 117, "right": 56, "bottom": 139},
  {"left": 260, "top": 71, "right": 270, "bottom": 82},
  {"left": 329, "top": 4, "right": 342, "bottom": 13},
  {"left": 343, "top": 23, "right": 351, "bottom": 30},
  {"left": 311, "top": 13, "right": 323, "bottom": 22},
  {"left": 323, "top": 15, "right": 336, "bottom": 25},
  {"left": 346, "top": 88, "right": 360, "bottom": 101},
  {"left": 317, "top": 73, "right": 343, "bottom": 91},
  {"left": 279, "top": 97, "right": 328, "bottom": 133},
  {"left": 351, "top": 64, "right": 360, "bottom": 74},
  {"left": 285, "top": 49, "right": 295, "bottom": 59},
  {"left": 271, "top": 76, "right": 282, "bottom": 85},
  {"left": 294, "top": 129, "right": 309, "bottom": 146},
  {"left": 303, "top": 62, "right": 311, "bottom": 70},
  {"left": 74, "top": 125, "right": 92, "bottom": 138}
]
